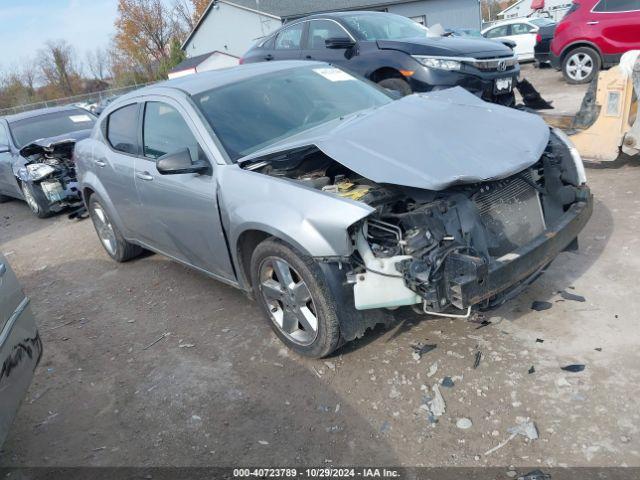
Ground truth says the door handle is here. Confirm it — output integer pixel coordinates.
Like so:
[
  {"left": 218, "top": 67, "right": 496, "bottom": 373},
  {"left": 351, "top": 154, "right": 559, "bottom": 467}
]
[
  {"left": 0, "top": 262, "right": 6, "bottom": 277},
  {"left": 305, "top": 55, "right": 313, "bottom": 59},
  {"left": 587, "top": 21, "right": 599, "bottom": 25},
  {"left": 136, "top": 171, "right": 153, "bottom": 181},
  {"left": 264, "top": 54, "right": 274, "bottom": 61},
  {"left": 95, "top": 160, "right": 106, "bottom": 167}
]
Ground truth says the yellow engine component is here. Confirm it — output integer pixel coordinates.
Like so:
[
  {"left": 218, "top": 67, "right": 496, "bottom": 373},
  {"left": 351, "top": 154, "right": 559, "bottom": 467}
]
[{"left": 334, "top": 180, "right": 371, "bottom": 201}]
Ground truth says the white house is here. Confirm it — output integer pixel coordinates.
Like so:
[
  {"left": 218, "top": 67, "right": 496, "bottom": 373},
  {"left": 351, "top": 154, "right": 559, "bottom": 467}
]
[
  {"left": 498, "top": 0, "right": 573, "bottom": 22},
  {"left": 181, "top": 0, "right": 484, "bottom": 60},
  {"left": 168, "top": 50, "right": 240, "bottom": 79}
]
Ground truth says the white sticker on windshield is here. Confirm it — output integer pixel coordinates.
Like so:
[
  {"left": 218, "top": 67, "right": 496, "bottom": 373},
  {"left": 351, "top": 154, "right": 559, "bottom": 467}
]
[
  {"left": 69, "top": 114, "right": 92, "bottom": 123},
  {"left": 313, "top": 67, "right": 355, "bottom": 82}
]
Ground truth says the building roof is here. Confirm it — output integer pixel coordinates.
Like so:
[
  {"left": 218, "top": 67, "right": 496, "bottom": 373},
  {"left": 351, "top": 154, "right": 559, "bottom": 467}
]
[
  {"left": 169, "top": 50, "right": 239, "bottom": 74},
  {"left": 182, "top": 0, "right": 421, "bottom": 49}
]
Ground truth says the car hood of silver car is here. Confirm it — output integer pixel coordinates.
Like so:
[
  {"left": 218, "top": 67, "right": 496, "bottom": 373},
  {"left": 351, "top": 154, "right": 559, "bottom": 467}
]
[{"left": 239, "top": 87, "right": 551, "bottom": 191}]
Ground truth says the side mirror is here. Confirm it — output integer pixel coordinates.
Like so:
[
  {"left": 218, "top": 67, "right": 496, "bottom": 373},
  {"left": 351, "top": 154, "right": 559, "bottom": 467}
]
[
  {"left": 325, "top": 37, "right": 356, "bottom": 49},
  {"left": 156, "top": 148, "right": 208, "bottom": 175},
  {"left": 0, "top": 144, "right": 9, "bottom": 154}
]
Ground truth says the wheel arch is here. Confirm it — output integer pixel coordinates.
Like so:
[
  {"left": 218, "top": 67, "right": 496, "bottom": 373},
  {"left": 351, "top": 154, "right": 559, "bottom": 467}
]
[
  {"left": 369, "top": 66, "right": 405, "bottom": 83},
  {"left": 560, "top": 41, "right": 603, "bottom": 63}
]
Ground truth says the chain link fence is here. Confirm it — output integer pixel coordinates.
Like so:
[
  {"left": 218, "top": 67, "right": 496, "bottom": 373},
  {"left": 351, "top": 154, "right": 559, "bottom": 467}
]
[{"left": 0, "top": 81, "right": 155, "bottom": 116}]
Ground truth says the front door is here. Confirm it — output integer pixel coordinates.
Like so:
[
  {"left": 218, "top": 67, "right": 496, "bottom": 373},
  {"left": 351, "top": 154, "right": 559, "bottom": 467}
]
[
  {"left": 133, "top": 99, "right": 234, "bottom": 280},
  {"left": 303, "top": 19, "right": 355, "bottom": 68},
  {"left": 510, "top": 23, "right": 537, "bottom": 60},
  {"left": 591, "top": 1, "right": 640, "bottom": 53},
  {"left": 271, "top": 22, "right": 305, "bottom": 61}
]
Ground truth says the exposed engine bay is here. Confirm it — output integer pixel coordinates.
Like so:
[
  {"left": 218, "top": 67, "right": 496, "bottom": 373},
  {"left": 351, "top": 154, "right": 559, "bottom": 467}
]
[
  {"left": 17, "top": 139, "right": 81, "bottom": 208},
  {"left": 243, "top": 130, "right": 592, "bottom": 317}
]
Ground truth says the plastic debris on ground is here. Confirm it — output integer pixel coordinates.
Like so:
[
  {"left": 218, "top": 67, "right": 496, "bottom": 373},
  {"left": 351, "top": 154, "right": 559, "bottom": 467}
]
[
  {"left": 528, "top": 366, "right": 535, "bottom": 374},
  {"left": 531, "top": 301, "right": 552, "bottom": 311},
  {"left": 411, "top": 343, "right": 437, "bottom": 360},
  {"left": 441, "top": 376, "right": 455, "bottom": 388},
  {"left": 484, "top": 418, "right": 539, "bottom": 456},
  {"left": 561, "top": 364, "right": 585, "bottom": 373},
  {"left": 559, "top": 290, "right": 586, "bottom": 303},
  {"left": 473, "top": 351, "right": 482, "bottom": 369}
]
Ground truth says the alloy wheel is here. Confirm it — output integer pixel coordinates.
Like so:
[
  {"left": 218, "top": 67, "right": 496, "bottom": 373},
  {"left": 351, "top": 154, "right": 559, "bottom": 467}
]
[
  {"left": 566, "top": 53, "right": 594, "bottom": 82},
  {"left": 259, "top": 257, "right": 319, "bottom": 346},
  {"left": 91, "top": 202, "right": 117, "bottom": 256}
]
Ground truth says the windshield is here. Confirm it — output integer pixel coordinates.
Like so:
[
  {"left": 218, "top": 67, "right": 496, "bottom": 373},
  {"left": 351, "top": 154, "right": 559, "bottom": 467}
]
[
  {"left": 193, "top": 65, "right": 392, "bottom": 161},
  {"left": 341, "top": 13, "right": 429, "bottom": 40},
  {"left": 9, "top": 109, "right": 95, "bottom": 148},
  {"left": 530, "top": 18, "right": 555, "bottom": 27}
]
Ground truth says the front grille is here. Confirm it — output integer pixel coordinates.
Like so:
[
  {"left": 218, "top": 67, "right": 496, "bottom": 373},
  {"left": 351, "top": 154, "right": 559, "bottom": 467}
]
[
  {"left": 465, "top": 56, "right": 518, "bottom": 72},
  {"left": 473, "top": 172, "right": 546, "bottom": 257}
]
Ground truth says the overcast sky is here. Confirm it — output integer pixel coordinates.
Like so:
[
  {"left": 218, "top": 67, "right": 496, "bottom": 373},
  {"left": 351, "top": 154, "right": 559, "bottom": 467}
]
[{"left": 0, "top": 0, "right": 119, "bottom": 74}]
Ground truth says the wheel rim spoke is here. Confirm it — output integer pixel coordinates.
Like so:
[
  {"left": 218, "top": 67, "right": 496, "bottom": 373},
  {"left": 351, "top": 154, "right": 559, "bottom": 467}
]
[{"left": 259, "top": 257, "right": 319, "bottom": 346}]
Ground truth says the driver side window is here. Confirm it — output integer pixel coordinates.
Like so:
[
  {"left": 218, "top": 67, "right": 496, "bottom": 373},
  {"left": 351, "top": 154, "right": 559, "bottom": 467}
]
[
  {"left": 275, "top": 23, "right": 304, "bottom": 50},
  {"left": 511, "top": 23, "right": 534, "bottom": 35},
  {"left": 485, "top": 25, "right": 510, "bottom": 38},
  {"left": 142, "top": 102, "right": 200, "bottom": 161}
]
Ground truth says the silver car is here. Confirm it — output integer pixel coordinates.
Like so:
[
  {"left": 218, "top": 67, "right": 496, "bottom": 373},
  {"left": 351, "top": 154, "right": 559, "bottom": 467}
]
[
  {"left": 75, "top": 61, "right": 592, "bottom": 358},
  {"left": 1, "top": 254, "right": 42, "bottom": 445}
]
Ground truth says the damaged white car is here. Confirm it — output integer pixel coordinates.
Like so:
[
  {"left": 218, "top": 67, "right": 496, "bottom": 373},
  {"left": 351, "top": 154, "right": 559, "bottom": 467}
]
[
  {"left": 0, "top": 106, "right": 96, "bottom": 217},
  {"left": 74, "top": 62, "right": 592, "bottom": 358}
]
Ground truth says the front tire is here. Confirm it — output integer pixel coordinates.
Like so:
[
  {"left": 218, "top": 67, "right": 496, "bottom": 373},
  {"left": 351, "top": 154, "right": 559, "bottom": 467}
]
[
  {"left": 88, "top": 195, "right": 142, "bottom": 262},
  {"left": 377, "top": 77, "right": 412, "bottom": 97},
  {"left": 21, "top": 181, "right": 52, "bottom": 218},
  {"left": 250, "top": 238, "right": 341, "bottom": 358},
  {"left": 562, "top": 47, "right": 600, "bottom": 84}
]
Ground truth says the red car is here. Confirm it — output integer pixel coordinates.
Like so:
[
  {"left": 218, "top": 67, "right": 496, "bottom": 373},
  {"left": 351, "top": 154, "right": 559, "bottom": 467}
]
[{"left": 550, "top": 0, "right": 640, "bottom": 83}]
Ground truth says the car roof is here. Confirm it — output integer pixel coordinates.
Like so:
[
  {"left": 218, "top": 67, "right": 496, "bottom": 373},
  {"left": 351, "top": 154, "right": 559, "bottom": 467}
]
[
  {"left": 1, "top": 105, "right": 86, "bottom": 124},
  {"left": 118, "top": 60, "right": 328, "bottom": 99}
]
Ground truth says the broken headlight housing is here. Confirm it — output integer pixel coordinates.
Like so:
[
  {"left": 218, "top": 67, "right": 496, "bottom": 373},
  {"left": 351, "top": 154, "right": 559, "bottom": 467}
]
[
  {"left": 552, "top": 128, "right": 587, "bottom": 185},
  {"left": 26, "top": 163, "right": 56, "bottom": 181},
  {"left": 412, "top": 55, "right": 462, "bottom": 71}
]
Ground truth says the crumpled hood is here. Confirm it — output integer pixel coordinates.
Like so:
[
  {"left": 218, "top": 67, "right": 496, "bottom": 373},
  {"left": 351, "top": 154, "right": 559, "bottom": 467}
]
[
  {"left": 377, "top": 36, "right": 512, "bottom": 58},
  {"left": 19, "top": 129, "right": 92, "bottom": 157},
  {"left": 242, "top": 88, "right": 550, "bottom": 191}
]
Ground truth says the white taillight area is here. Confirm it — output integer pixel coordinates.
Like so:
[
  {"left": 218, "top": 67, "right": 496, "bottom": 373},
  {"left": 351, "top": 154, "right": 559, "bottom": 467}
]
[{"left": 553, "top": 127, "right": 587, "bottom": 185}]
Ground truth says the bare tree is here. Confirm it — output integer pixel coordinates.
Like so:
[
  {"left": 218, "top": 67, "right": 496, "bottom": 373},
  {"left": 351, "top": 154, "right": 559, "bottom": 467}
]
[
  {"left": 86, "top": 47, "right": 111, "bottom": 81},
  {"left": 173, "top": 0, "right": 209, "bottom": 33},
  {"left": 37, "top": 39, "right": 78, "bottom": 95}
]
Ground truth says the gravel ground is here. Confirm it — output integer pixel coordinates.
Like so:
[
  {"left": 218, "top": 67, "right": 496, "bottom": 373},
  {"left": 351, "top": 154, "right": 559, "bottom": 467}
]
[{"left": 1, "top": 68, "right": 639, "bottom": 469}]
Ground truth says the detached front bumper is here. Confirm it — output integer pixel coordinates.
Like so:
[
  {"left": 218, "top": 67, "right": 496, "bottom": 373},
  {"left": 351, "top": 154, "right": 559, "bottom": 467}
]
[{"left": 447, "top": 190, "right": 593, "bottom": 308}]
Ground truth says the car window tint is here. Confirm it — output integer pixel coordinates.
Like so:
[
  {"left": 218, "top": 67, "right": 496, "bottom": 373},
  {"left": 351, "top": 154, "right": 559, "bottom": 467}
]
[
  {"left": 107, "top": 104, "right": 139, "bottom": 155},
  {"left": 485, "top": 25, "right": 509, "bottom": 38},
  {"left": 308, "top": 20, "right": 349, "bottom": 49},
  {"left": 275, "top": 23, "right": 304, "bottom": 50},
  {"left": 511, "top": 23, "right": 533, "bottom": 34},
  {"left": 593, "top": 0, "right": 640, "bottom": 11},
  {"left": 143, "top": 101, "right": 199, "bottom": 161}
]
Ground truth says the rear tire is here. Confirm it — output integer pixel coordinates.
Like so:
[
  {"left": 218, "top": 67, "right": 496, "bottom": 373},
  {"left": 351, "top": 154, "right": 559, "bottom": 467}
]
[
  {"left": 250, "top": 238, "right": 341, "bottom": 358},
  {"left": 21, "top": 181, "right": 52, "bottom": 218},
  {"left": 88, "top": 194, "right": 142, "bottom": 262},
  {"left": 377, "top": 77, "right": 412, "bottom": 97},
  {"left": 562, "top": 46, "right": 600, "bottom": 84}
]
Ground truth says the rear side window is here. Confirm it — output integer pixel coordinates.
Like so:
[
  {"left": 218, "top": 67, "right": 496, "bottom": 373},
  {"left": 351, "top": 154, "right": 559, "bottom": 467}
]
[
  {"left": 511, "top": 23, "right": 534, "bottom": 34},
  {"left": 593, "top": 0, "right": 640, "bottom": 11},
  {"left": 275, "top": 23, "right": 304, "bottom": 49},
  {"left": 142, "top": 102, "right": 200, "bottom": 161},
  {"left": 0, "top": 123, "right": 8, "bottom": 146},
  {"left": 485, "top": 25, "right": 510, "bottom": 38},
  {"left": 107, "top": 104, "right": 139, "bottom": 155}
]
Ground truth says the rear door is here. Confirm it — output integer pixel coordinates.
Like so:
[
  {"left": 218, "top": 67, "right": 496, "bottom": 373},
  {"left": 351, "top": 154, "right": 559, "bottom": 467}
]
[
  {"left": 591, "top": 0, "right": 640, "bottom": 54},
  {"left": 97, "top": 103, "right": 142, "bottom": 234},
  {"left": 303, "top": 19, "right": 355, "bottom": 67},
  {"left": 133, "top": 98, "right": 235, "bottom": 280},
  {"left": 271, "top": 22, "right": 306, "bottom": 61},
  {"left": 0, "top": 122, "right": 20, "bottom": 198},
  {"left": 510, "top": 22, "right": 537, "bottom": 60}
]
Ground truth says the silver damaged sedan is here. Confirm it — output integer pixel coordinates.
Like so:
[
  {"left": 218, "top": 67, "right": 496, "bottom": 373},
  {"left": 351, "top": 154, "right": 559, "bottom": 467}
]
[{"left": 75, "top": 61, "right": 592, "bottom": 358}]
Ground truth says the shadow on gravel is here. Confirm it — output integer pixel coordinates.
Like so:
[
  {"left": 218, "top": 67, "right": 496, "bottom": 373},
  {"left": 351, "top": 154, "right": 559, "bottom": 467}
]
[{"left": 1, "top": 256, "right": 399, "bottom": 467}]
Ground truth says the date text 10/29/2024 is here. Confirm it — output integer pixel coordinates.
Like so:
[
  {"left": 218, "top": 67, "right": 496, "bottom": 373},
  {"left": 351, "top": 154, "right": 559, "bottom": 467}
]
[{"left": 233, "top": 468, "right": 401, "bottom": 478}]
